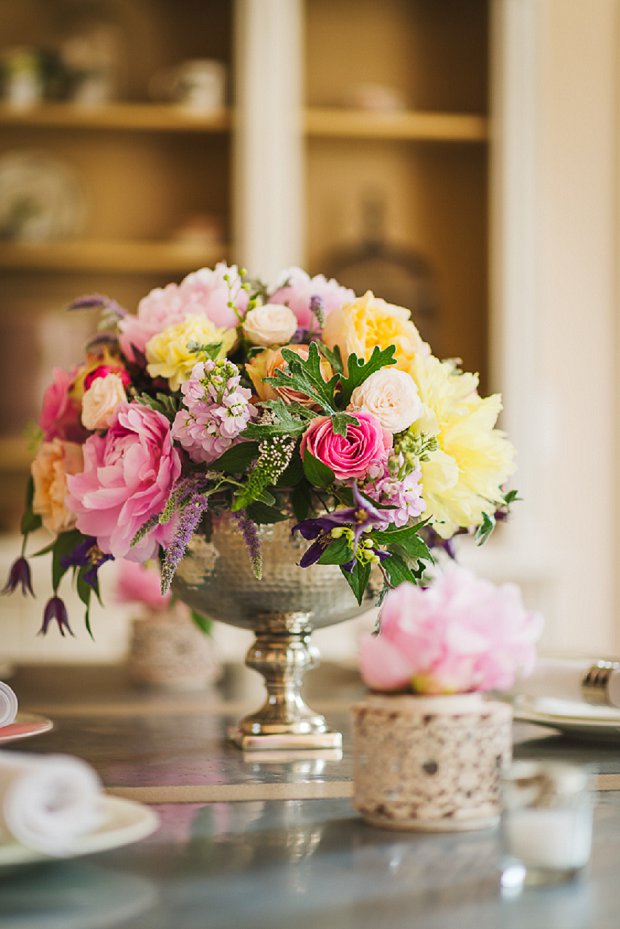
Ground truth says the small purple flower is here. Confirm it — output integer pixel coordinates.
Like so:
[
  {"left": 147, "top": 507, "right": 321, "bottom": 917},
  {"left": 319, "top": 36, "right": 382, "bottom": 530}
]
[
  {"left": 67, "top": 293, "right": 127, "bottom": 318},
  {"left": 61, "top": 537, "right": 113, "bottom": 588},
  {"left": 160, "top": 493, "right": 210, "bottom": 594},
  {"left": 232, "top": 511, "right": 262, "bottom": 579},
  {"left": 39, "top": 596, "right": 73, "bottom": 637},
  {"left": 2, "top": 557, "right": 34, "bottom": 597},
  {"left": 293, "top": 484, "right": 385, "bottom": 567}
]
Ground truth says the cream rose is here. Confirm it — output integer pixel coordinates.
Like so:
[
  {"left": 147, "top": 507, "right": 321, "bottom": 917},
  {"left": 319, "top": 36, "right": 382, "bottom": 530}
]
[
  {"left": 349, "top": 368, "right": 423, "bottom": 434},
  {"left": 81, "top": 373, "right": 127, "bottom": 431},
  {"left": 32, "top": 439, "right": 83, "bottom": 535},
  {"left": 242, "top": 303, "right": 298, "bottom": 347}
]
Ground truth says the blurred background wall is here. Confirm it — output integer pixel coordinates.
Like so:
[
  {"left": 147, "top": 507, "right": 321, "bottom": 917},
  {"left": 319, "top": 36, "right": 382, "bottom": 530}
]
[{"left": 0, "top": 0, "right": 617, "bottom": 665}]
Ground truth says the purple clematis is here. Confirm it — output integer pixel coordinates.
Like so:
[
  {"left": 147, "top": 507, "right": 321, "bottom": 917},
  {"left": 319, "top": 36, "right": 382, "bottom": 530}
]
[
  {"left": 2, "top": 556, "right": 34, "bottom": 597},
  {"left": 39, "top": 596, "right": 73, "bottom": 637},
  {"left": 61, "top": 537, "right": 113, "bottom": 589},
  {"left": 293, "top": 484, "right": 385, "bottom": 567}
]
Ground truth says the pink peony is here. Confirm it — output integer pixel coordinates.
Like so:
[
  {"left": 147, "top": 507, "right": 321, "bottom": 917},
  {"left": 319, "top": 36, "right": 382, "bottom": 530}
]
[
  {"left": 269, "top": 267, "right": 355, "bottom": 330},
  {"left": 118, "top": 263, "right": 247, "bottom": 362},
  {"left": 301, "top": 411, "right": 392, "bottom": 481},
  {"left": 114, "top": 560, "right": 171, "bottom": 611},
  {"left": 66, "top": 403, "right": 182, "bottom": 561},
  {"left": 359, "top": 564, "right": 543, "bottom": 695},
  {"left": 38, "top": 368, "right": 86, "bottom": 443}
]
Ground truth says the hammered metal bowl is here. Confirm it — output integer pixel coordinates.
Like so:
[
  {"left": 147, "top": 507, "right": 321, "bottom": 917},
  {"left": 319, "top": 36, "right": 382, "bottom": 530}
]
[{"left": 173, "top": 514, "right": 375, "bottom": 751}]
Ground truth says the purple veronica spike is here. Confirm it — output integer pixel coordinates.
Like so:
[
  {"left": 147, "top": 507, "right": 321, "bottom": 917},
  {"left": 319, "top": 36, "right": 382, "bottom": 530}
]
[
  {"left": 39, "top": 596, "right": 73, "bottom": 637},
  {"left": 66, "top": 293, "right": 127, "bottom": 317},
  {"left": 160, "top": 494, "right": 210, "bottom": 594},
  {"left": 2, "top": 557, "right": 34, "bottom": 597},
  {"left": 232, "top": 511, "right": 263, "bottom": 579}
]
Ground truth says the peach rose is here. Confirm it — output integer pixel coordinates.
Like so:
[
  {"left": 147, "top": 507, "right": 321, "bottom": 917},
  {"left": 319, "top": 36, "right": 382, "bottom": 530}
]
[
  {"left": 242, "top": 303, "right": 298, "bottom": 347},
  {"left": 349, "top": 368, "right": 423, "bottom": 434},
  {"left": 32, "top": 439, "right": 84, "bottom": 535},
  {"left": 246, "top": 343, "right": 332, "bottom": 407},
  {"left": 81, "top": 373, "right": 128, "bottom": 431},
  {"left": 322, "top": 290, "right": 427, "bottom": 373}
]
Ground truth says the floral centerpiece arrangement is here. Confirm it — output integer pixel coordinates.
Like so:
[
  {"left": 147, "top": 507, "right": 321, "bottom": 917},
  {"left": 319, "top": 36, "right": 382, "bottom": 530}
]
[
  {"left": 5, "top": 262, "right": 517, "bottom": 635},
  {"left": 352, "top": 564, "right": 543, "bottom": 832}
]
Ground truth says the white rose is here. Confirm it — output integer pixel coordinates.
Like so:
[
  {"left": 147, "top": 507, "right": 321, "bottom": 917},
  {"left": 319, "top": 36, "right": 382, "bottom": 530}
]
[
  {"left": 349, "top": 368, "right": 423, "bottom": 434},
  {"left": 81, "top": 374, "right": 127, "bottom": 431},
  {"left": 242, "top": 303, "right": 298, "bottom": 347}
]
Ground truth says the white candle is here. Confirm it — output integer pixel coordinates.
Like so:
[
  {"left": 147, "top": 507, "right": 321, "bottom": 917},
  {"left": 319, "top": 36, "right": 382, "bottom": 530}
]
[{"left": 504, "top": 807, "right": 592, "bottom": 870}]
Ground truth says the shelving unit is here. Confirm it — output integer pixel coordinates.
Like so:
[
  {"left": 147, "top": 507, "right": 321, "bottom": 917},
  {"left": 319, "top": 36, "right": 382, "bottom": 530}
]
[
  {"left": 304, "top": 108, "right": 488, "bottom": 143},
  {"left": 0, "top": 102, "right": 231, "bottom": 133}
]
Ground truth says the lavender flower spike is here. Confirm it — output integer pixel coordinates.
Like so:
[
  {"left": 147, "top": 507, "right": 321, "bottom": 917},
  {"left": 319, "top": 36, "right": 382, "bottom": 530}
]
[
  {"left": 2, "top": 556, "right": 34, "bottom": 597},
  {"left": 232, "top": 511, "right": 263, "bottom": 580},
  {"left": 39, "top": 596, "right": 73, "bottom": 637},
  {"left": 66, "top": 293, "right": 127, "bottom": 318},
  {"left": 160, "top": 494, "right": 210, "bottom": 594}
]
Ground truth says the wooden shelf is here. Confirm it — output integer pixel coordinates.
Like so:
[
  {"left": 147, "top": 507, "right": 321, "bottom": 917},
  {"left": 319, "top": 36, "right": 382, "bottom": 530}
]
[
  {"left": 0, "top": 102, "right": 232, "bottom": 133},
  {"left": 0, "top": 239, "right": 228, "bottom": 274},
  {"left": 304, "top": 107, "right": 488, "bottom": 142},
  {"left": 0, "top": 437, "right": 31, "bottom": 472}
]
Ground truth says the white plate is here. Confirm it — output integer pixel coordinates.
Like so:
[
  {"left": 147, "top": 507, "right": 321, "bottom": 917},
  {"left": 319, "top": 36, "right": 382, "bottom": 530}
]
[
  {"left": 514, "top": 696, "right": 620, "bottom": 740},
  {"left": 0, "top": 713, "right": 53, "bottom": 744},
  {"left": 0, "top": 795, "right": 159, "bottom": 868}
]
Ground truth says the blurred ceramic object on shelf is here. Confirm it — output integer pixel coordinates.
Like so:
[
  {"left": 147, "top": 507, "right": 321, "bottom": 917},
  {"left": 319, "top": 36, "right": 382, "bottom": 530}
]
[
  {"left": 0, "top": 47, "right": 44, "bottom": 109},
  {"left": 127, "top": 607, "right": 220, "bottom": 692},
  {"left": 59, "top": 1, "right": 124, "bottom": 105},
  {"left": 173, "top": 213, "right": 225, "bottom": 249},
  {"left": 341, "top": 82, "right": 406, "bottom": 112},
  {"left": 149, "top": 59, "right": 226, "bottom": 113}
]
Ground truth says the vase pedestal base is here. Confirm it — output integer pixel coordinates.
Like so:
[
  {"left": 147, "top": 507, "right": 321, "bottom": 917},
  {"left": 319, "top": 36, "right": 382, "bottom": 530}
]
[{"left": 228, "top": 726, "right": 343, "bottom": 752}]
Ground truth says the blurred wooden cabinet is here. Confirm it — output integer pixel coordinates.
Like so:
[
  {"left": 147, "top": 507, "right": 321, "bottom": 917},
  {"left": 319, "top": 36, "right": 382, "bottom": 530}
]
[{"left": 0, "top": 0, "right": 489, "bottom": 530}]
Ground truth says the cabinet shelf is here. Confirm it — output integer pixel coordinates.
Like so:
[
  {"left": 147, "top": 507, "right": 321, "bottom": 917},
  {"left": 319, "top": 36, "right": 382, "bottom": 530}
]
[
  {"left": 304, "top": 107, "right": 488, "bottom": 142},
  {"left": 0, "top": 437, "right": 31, "bottom": 472},
  {"left": 0, "top": 102, "right": 231, "bottom": 134},
  {"left": 0, "top": 239, "right": 228, "bottom": 274}
]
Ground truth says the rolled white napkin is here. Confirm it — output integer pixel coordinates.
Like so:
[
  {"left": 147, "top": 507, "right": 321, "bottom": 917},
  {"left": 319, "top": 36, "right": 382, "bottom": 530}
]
[
  {"left": 513, "top": 657, "right": 620, "bottom": 709},
  {"left": 0, "top": 681, "right": 18, "bottom": 727},
  {"left": 0, "top": 751, "right": 103, "bottom": 855}
]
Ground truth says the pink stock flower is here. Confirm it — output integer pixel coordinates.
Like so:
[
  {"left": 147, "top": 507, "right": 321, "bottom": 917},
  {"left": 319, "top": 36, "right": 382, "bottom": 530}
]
[
  {"left": 359, "top": 564, "right": 543, "bottom": 695},
  {"left": 114, "top": 560, "right": 171, "bottom": 611},
  {"left": 118, "top": 263, "right": 248, "bottom": 362},
  {"left": 38, "top": 368, "right": 86, "bottom": 443},
  {"left": 66, "top": 403, "right": 182, "bottom": 561},
  {"left": 301, "top": 411, "right": 392, "bottom": 481},
  {"left": 269, "top": 267, "right": 355, "bottom": 330}
]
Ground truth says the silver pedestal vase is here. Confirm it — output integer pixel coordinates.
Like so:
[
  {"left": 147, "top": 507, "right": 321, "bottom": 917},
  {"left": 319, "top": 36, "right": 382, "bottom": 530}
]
[{"left": 173, "top": 514, "right": 376, "bottom": 751}]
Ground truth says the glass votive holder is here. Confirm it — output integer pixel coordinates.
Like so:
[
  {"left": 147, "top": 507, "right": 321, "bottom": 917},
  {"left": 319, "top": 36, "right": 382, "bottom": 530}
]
[{"left": 500, "top": 761, "right": 593, "bottom": 891}]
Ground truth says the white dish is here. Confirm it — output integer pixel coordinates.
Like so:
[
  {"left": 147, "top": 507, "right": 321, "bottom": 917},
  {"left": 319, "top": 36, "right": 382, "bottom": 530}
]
[
  {"left": 0, "top": 795, "right": 159, "bottom": 868},
  {"left": 514, "top": 696, "right": 620, "bottom": 740},
  {"left": 0, "top": 713, "right": 53, "bottom": 744}
]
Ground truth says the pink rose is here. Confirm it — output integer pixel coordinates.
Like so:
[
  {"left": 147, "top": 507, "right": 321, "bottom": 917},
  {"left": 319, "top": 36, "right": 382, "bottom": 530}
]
[
  {"left": 38, "top": 368, "right": 86, "bottom": 443},
  {"left": 118, "top": 263, "right": 248, "bottom": 362},
  {"left": 301, "top": 411, "right": 392, "bottom": 481},
  {"left": 67, "top": 403, "right": 182, "bottom": 561},
  {"left": 359, "top": 565, "right": 543, "bottom": 695},
  {"left": 114, "top": 560, "right": 171, "bottom": 610},
  {"left": 269, "top": 267, "right": 355, "bottom": 330},
  {"left": 84, "top": 364, "right": 131, "bottom": 390}
]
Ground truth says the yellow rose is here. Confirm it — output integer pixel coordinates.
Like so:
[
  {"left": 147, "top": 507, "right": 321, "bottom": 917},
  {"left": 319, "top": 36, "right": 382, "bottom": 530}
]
[
  {"left": 322, "top": 291, "right": 427, "bottom": 372},
  {"left": 32, "top": 439, "right": 83, "bottom": 536},
  {"left": 409, "top": 353, "right": 516, "bottom": 538},
  {"left": 146, "top": 315, "right": 236, "bottom": 391}
]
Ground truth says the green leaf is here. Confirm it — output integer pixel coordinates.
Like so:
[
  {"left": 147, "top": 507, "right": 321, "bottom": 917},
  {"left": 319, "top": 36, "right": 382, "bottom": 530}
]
[
  {"left": 318, "top": 535, "right": 354, "bottom": 566},
  {"left": 246, "top": 501, "right": 289, "bottom": 524},
  {"left": 372, "top": 523, "right": 431, "bottom": 560},
  {"left": 291, "top": 480, "right": 312, "bottom": 522},
  {"left": 76, "top": 568, "right": 95, "bottom": 640},
  {"left": 475, "top": 511, "right": 496, "bottom": 546},
  {"left": 318, "top": 342, "right": 343, "bottom": 374},
  {"left": 267, "top": 342, "right": 340, "bottom": 413},
  {"left": 210, "top": 442, "right": 259, "bottom": 473},
  {"left": 274, "top": 448, "right": 304, "bottom": 488},
  {"left": 503, "top": 488, "right": 522, "bottom": 506},
  {"left": 242, "top": 399, "right": 314, "bottom": 439},
  {"left": 190, "top": 609, "right": 213, "bottom": 636},
  {"left": 331, "top": 411, "right": 359, "bottom": 437},
  {"left": 302, "top": 450, "right": 335, "bottom": 489},
  {"left": 20, "top": 477, "right": 42, "bottom": 536},
  {"left": 340, "top": 560, "right": 371, "bottom": 605},
  {"left": 51, "top": 530, "right": 83, "bottom": 593},
  {"left": 381, "top": 552, "right": 418, "bottom": 588},
  {"left": 338, "top": 345, "right": 397, "bottom": 406},
  {"left": 134, "top": 392, "right": 180, "bottom": 423},
  {"left": 187, "top": 340, "right": 223, "bottom": 361}
]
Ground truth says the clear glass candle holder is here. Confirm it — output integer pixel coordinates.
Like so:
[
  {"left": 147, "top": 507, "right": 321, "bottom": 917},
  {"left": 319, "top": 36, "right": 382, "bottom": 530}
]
[{"left": 500, "top": 761, "right": 593, "bottom": 891}]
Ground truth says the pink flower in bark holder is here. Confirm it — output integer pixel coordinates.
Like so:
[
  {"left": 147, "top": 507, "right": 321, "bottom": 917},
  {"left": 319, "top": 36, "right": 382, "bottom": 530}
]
[
  {"left": 360, "top": 564, "right": 543, "bottom": 695},
  {"left": 67, "top": 404, "right": 182, "bottom": 561}
]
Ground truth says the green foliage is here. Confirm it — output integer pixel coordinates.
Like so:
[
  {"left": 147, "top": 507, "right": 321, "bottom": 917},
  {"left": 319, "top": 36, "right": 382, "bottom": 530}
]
[
  {"left": 291, "top": 480, "right": 312, "bottom": 522},
  {"left": 190, "top": 609, "right": 213, "bottom": 636},
  {"left": 475, "top": 511, "right": 496, "bottom": 546},
  {"left": 318, "top": 535, "right": 354, "bottom": 566},
  {"left": 340, "top": 560, "right": 371, "bottom": 605},
  {"left": 187, "top": 340, "right": 223, "bottom": 361},
  {"left": 51, "top": 530, "right": 83, "bottom": 592},
  {"left": 381, "top": 552, "right": 418, "bottom": 588},
  {"left": 134, "top": 391, "right": 180, "bottom": 423},
  {"left": 245, "top": 501, "right": 289, "bottom": 524},
  {"left": 302, "top": 450, "right": 335, "bottom": 490},
  {"left": 20, "top": 477, "right": 42, "bottom": 537},
  {"left": 210, "top": 442, "right": 259, "bottom": 473},
  {"left": 338, "top": 345, "right": 397, "bottom": 406},
  {"left": 242, "top": 399, "right": 315, "bottom": 440},
  {"left": 267, "top": 343, "right": 340, "bottom": 412}
]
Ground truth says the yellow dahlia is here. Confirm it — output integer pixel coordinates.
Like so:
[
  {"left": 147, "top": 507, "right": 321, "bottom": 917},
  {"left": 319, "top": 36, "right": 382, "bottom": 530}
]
[{"left": 409, "top": 354, "right": 516, "bottom": 538}]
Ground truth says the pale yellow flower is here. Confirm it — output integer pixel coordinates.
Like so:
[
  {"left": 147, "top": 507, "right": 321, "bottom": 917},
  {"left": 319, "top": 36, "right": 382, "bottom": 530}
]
[
  {"left": 322, "top": 290, "right": 427, "bottom": 372},
  {"left": 146, "top": 315, "right": 236, "bottom": 391},
  {"left": 410, "top": 354, "right": 516, "bottom": 538},
  {"left": 32, "top": 439, "right": 83, "bottom": 536},
  {"left": 81, "top": 373, "right": 127, "bottom": 431}
]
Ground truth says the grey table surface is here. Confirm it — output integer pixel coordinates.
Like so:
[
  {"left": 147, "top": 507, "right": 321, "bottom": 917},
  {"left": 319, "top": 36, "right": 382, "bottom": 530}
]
[{"left": 2, "top": 663, "right": 620, "bottom": 928}]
